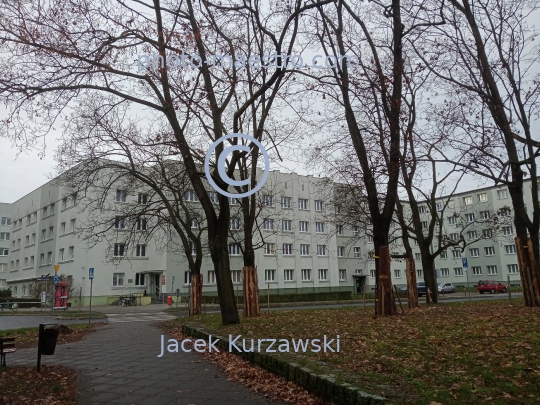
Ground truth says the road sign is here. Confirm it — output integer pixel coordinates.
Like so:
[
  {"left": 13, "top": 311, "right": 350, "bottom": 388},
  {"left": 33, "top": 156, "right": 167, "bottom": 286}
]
[
  {"left": 462, "top": 257, "right": 468, "bottom": 268},
  {"left": 161, "top": 274, "right": 166, "bottom": 285},
  {"left": 41, "top": 291, "right": 47, "bottom": 303},
  {"left": 88, "top": 267, "right": 94, "bottom": 280},
  {"left": 54, "top": 264, "right": 59, "bottom": 274},
  {"left": 53, "top": 275, "right": 59, "bottom": 284}
]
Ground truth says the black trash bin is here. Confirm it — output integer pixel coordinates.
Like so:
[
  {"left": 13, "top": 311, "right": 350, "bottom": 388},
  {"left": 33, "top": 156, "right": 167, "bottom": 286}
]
[{"left": 40, "top": 328, "right": 59, "bottom": 355}]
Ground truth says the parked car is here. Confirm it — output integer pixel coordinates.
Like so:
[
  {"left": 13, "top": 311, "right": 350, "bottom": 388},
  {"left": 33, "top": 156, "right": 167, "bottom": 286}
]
[
  {"left": 399, "top": 282, "right": 429, "bottom": 297},
  {"left": 477, "top": 280, "right": 507, "bottom": 294},
  {"left": 438, "top": 283, "right": 456, "bottom": 294}
]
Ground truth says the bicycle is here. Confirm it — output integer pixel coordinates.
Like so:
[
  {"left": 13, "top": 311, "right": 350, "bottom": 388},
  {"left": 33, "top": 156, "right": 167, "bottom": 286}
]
[
  {"left": 120, "top": 295, "right": 136, "bottom": 306},
  {"left": 0, "top": 302, "right": 18, "bottom": 312}
]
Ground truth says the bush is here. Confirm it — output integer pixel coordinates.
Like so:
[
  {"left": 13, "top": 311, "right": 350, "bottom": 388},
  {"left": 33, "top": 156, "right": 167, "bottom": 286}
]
[{"left": 0, "top": 289, "right": 12, "bottom": 298}]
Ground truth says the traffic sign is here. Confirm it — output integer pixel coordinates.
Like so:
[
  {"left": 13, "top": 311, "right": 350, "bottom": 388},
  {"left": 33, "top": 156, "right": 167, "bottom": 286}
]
[
  {"left": 462, "top": 257, "right": 468, "bottom": 268},
  {"left": 176, "top": 288, "right": 180, "bottom": 298},
  {"left": 53, "top": 275, "right": 59, "bottom": 284},
  {"left": 89, "top": 267, "right": 94, "bottom": 280},
  {"left": 54, "top": 264, "right": 60, "bottom": 274}
]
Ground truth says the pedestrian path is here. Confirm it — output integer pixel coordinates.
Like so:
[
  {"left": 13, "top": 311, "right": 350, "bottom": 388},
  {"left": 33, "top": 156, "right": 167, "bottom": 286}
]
[
  {"left": 9, "top": 321, "right": 282, "bottom": 405},
  {"left": 105, "top": 311, "right": 177, "bottom": 323}
]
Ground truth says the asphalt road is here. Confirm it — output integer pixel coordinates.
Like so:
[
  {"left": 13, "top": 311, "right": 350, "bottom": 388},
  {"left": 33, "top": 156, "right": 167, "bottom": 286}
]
[{"left": 0, "top": 316, "right": 105, "bottom": 331}]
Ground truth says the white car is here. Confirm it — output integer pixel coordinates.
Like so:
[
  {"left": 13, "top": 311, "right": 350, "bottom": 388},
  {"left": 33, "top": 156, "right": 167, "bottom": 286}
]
[{"left": 438, "top": 283, "right": 456, "bottom": 293}]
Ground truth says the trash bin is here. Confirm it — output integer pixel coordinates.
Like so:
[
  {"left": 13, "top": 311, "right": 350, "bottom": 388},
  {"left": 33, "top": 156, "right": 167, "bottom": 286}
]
[
  {"left": 41, "top": 328, "right": 59, "bottom": 355},
  {"left": 167, "top": 295, "right": 172, "bottom": 306}
]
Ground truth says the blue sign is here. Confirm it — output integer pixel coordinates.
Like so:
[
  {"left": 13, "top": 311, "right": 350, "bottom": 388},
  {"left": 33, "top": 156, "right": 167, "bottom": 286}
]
[
  {"left": 53, "top": 275, "right": 59, "bottom": 284},
  {"left": 462, "top": 257, "right": 468, "bottom": 268},
  {"left": 89, "top": 267, "right": 94, "bottom": 280}
]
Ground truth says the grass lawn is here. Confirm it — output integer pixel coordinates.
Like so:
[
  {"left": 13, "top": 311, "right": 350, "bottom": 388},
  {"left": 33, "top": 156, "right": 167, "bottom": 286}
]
[
  {"left": 179, "top": 300, "right": 540, "bottom": 404},
  {"left": 0, "top": 323, "right": 103, "bottom": 348}
]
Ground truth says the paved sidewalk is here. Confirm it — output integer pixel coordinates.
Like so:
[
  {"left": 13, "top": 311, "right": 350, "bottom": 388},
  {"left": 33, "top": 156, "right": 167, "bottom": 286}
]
[{"left": 9, "top": 322, "right": 282, "bottom": 405}]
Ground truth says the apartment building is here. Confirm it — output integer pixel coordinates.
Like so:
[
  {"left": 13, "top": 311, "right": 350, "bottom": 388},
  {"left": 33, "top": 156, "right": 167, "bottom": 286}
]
[{"left": 0, "top": 169, "right": 531, "bottom": 303}]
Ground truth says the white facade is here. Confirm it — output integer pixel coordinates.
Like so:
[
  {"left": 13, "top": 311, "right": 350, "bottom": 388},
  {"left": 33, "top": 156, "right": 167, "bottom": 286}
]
[{"left": 1, "top": 170, "right": 531, "bottom": 303}]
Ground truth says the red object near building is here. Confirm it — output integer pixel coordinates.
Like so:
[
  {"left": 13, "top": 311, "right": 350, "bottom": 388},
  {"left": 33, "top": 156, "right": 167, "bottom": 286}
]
[
  {"left": 167, "top": 296, "right": 172, "bottom": 306},
  {"left": 54, "top": 282, "right": 69, "bottom": 309}
]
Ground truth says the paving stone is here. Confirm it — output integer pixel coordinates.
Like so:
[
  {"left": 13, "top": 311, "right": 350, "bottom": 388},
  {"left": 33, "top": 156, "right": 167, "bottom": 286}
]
[{"left": 10, "top": 320, "right": 281, "bottom": 404}]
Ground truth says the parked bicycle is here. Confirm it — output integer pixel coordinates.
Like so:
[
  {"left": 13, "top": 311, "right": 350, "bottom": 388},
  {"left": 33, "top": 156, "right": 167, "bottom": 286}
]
[
  {"left": 120, "top": 295, "right": 137, "bottom": 306},
  {"left": 0, "top": 302, "right": 18, "bottom": 312}
]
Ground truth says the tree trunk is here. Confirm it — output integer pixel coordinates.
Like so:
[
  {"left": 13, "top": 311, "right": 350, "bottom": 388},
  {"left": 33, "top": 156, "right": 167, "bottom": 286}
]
[
  {"left": 190, "top": 274, "right": 203, "bottom": 316},
  {"left": 405, "top": 258, "right": 419, "bottom": 308},
  {"left": 243, "top": 266, "right": 260, "bottom": 317},
  {"left": 516, "top": 236, "right": 540, "bottom": 306},
  {"left": 420, "top": 245, "right": 438, "bottom": 304},
  {"left": 377, "top": 246, "right": 396, "bottom": 316}
]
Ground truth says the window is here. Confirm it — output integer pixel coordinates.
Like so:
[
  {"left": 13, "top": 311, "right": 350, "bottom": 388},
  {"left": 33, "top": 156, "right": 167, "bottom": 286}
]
[
  {"left": 478, "top": 193, "right": 488, "bottom": 202},
  {"left": 185, "top": 190, "right": 199, "bottom": 202},
  {"left": 284, "top": 269, "right": 294, "bottom": 281},
  {"left": 507, "top": 264, "right": 518, "bottom": 274},
  {"left": 414, "top": 253, "right": 421, "bottom": 260},
  {"left": 394, "top": 269, "right": 401, "bottom": 278},
  {"left": 418, "top": 205, "right": 427, "bottom": 213},
  {"left": 116, "top": 189, "right": 127, "bottom": 202},
  {"left": 463, "top": 196, "right": 473, "bottom": 205},
  {"left": 15, "top": 260, "right": 19, "bottom": 271},
  {"left": 39, "top": 253, "right": 45, "bottom": 265},
  {"left": 282, "top": 220, "right": 292, "bottom": 231},
  {"left": 368, "top": 251, "right": 375, "bottom": 260},
  {"left": 447, "top": 216, "right": 457, "bottom": 225},
  {"left": 264, "top": 243, "right": 275, "bottom": 255},
  {"left": 136, "top": 244, "right": 146, "bottom": 257},
  {"left": 472, "top": 266, "right": 482, "bottom": 275},
  {"left": 440, "top": 268, "right": 450, "bottom": 277},
  {"left": 339, "top": 269, "right": 346, "bottom": 281},
  {"left": 299, "top": 221, "right": 309, "bottom": 232},
  {"left": 42, "top": 206, "right": 48, "bottom": 217},
  {"left": 502, "top": 226, "right": 513, "bottom": 235},
  {"left": 465, "top": 213, "right": 475, "bottom": 223},
  {"left": 138, "top": 193, "right": 148, "bottom": 204},
  {"left": 72, "top": 193, "right": 78, "bottom": 205},
  {"left": 62, "top": 197, "right": 68, "bottom": 209},
  {"left": 60, "top": 222, "right": 66, "bottom": 235},
  {"left": 467, "top": 230, "right": 477, "bottom": 240},
  {"left": 470, "top": 248, "right": 480, "bottom": 257},
  {"left": 449, "top": 233, "right": 459, "bottom": 241},
  {"left": 231, "top": 270, "right": 242, "bottom": 283},
  {"left": 263, "top": 218, "right": 274, "bottom": 230},
  {"left": 41, "top": 229, "right": 46, "bottom": 241},
  {"left": 505, "top": 244, "right": 516, "bottom": 254},
  {"left": 229, "top": 243, "right": 242, "bottom": 255},
  {"left": 25, "top": 235, "right": 29, "bottom": 246},
  {"left": 228, "top": 196, "right": 238, "bottom": 205},
  {"left": 485, "top": 246, "right": 495, "bottom": 256},
  {"left": 497, "top": 189, "right": 508, "bottom": 199},
  {"left": 367, "top": 235, "right": 374, "bottom": 243},
  {"left": 113, "top": 273, "right": 125, "bottom": 286},
  {"left": 353, "top": 247, "right": 361, "bottom": 258},
  {"left": 135, "top": 273, "right": 146, "bottom": 286},
  {"left": 184, "top": 271, "right": 192, "bottom": 285},
  {"left": 422, "top": 221, "right": 428, "bottom": 230},
  {"left": 300, "top": 244, "right": 310, "bottom": 256},
  {"left": 114, "top": 217, "right": 125, "bottom": 229},
  {"left": 452, "top": 249, "right": 461, "bottom": 258},
  {"left": 0, "top": 263, "right": 6, "bottom": 272},
  {"left": 114, "top": 243, "right": 125, "bottom": 257},
  {"left": 188, "top": 218, "right": 198, "bottom": 229},
  {"left": 483, "top": 229, "right": 493, "bottom": 238},
  {"left": 50, "top": 203, "right": 55, "bottom": 214},
  {"left": 298, "top": 198, "right": 308, "bottom": 210},
  {"left": 314, "top": 200, "right": 324, "bottom": 211},
  {"left": 48, "top": 226, "right": 54, "bottom": 239},
  {"left": 454, "top": 267, "right": 463, "bottom": 276},
  {"left": 281, "top": 197, "right": 291, "bottom": 208},
  {"left": 436, "top": 202, "right": 443, "bottom": 211},
  {"left": 1, "top": 217, "right": 11, "bottom": 226},
  {"left": 417, "top": 269, "right": 423, "bottom": 278},
  {"left": 315, "top": 222, "right": 325, "bottom": 233},
  {"left": 480, "top": 210, "right": 490, "bottom": 220},
  {"left": 59, "top": 248, "right": 64, "bottom": 262},
  {"left": 186, "top": 241, "right": 196, "bottom": 255},
  {"left": 301, "top": 269, "right": 311, "bottom": 281},
  {"left": 318, "top": 269, "right": 328, "bottom": 281},
  {"left": 282, "top": 243, "right": 293, "bottom": 255},
  {"left": 500, "top": 208, "right": 511, "bottom": 216},
  {"left": 337, "top": 246, "right": 344, "bottom": 257},
  {"left": 207, "top": 270, "right": 216, "bottom": 284},
  {"left": 230, "top": 217, "right": 240, "bottom": 230},
  {"left": 336, "top": 224, "right": 343, "bottom": 235},
  {"left": 370, "top": 269, "right": 376, "bottom": 278},
  {"left": 265, "top": 269, "right": 276, "bottom": 282},
  {"left": 263, "top": 195, "right": 273, "bottom": 206},
  {"left": 335, "top": 204, "right": 342, "bottom": 214},
  {"left": 487, "top": 265, "right": 497, "bottom": 275},
  {"left": 208, "top": 191, "right": 219, "bottom": 204},
  {"left": 0, "top": 232, "right": 9, "bottom": 240},
  {"left": 137, "top": 218, "right": 147, "bottom": 231},
  {"left": 47, "top": 251, "right": 52, "bottom": 265},
  {"left": 316, "top": 245, "right": 326, "bottom": 256},
  {"left": 67, "top": 246, "right": 74, "bottom": 261}
]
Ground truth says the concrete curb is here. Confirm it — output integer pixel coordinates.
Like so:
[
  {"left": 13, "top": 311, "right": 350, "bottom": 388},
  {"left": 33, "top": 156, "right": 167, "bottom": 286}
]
[{"left": 181, "top": 324, "right": 392, "bottom": 405}]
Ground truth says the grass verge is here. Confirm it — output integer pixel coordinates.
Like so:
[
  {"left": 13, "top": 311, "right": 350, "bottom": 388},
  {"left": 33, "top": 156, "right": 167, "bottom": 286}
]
[
  {"left": 0, "top": 310, "right": 105, "bottom": 319},
  {"left": 0, "top": 323, "right": 104, "bottom": 348},
  {"left": 166, "top": 299, "right": 540, "bottom": 404}
]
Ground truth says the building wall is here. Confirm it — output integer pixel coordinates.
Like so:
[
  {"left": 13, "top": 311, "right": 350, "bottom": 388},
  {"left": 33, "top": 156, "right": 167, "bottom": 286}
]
[{"left": 1, "top": 170, "right": 532, "bottom": 302}]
